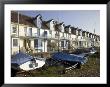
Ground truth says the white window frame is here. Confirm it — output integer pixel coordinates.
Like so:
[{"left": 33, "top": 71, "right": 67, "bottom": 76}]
[
  {"left": 24, "top": 27, "right": 27, "bottom": 36},
  {"left": 12, "top": 38, "right": 19, "bottom": 47},
  {"left": 28, "top": 27, "right": 32, "bottom": 36},
  {"left": 12, "top": 25, "right": 17, "bottom": 34}
]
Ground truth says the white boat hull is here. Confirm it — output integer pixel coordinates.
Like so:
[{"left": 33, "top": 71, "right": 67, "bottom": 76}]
[{"left": 19, "top": 58, "right": 45, "bottom": 71}]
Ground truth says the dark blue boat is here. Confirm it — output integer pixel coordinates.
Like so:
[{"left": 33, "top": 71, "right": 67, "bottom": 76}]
[
  {"left": 11, "top": 52, "right": 33, "bottom": 70},
  {"left": 52, "top": 52, "right": 88, "bottom": 65},
  {"left": 11, "top": 52, "right": 33, "bottom": 66}
]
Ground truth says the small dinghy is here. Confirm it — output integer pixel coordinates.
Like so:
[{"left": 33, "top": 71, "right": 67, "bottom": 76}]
[
  {"left": 11, "top": 52, "right": 46, "bottom": 71},
  {"left": 89, "top": 47, "right": 97, "bottom": 54}
]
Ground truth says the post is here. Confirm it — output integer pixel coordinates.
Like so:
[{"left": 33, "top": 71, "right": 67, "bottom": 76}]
[
  {"left": 18, "top": 11, "right": 20, "bottom": 53},
  {"left": 57, "top": 17, "right": 60, "bottom": 52}
]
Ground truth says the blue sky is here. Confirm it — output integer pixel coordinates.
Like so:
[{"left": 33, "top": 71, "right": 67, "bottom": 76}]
[{"left": 19, "top": 10, "right": 100, "bottom": 35}]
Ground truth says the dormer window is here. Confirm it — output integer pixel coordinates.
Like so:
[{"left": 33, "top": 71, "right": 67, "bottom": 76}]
[
  {"left": 69, "top": 28, "right": 71, "bottom": 33},
  {"left": 37, "top": 17, "right": 42, "bottom": 28},
  {"left": 49, "top": 19, "right": 55, "bottom": 31},
  {"left": 52, "top": 21, "right": 54, "bottom": 24},
  {"left": 34, "top": 14, "right": 42, "bottom": 28},
  {"left": 78, "top": 31, "right": 81, "bottom": 36}
]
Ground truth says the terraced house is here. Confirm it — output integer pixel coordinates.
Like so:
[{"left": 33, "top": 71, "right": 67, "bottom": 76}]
[{"left": 11, "top": 11, "right": 100, "bottom": 55}]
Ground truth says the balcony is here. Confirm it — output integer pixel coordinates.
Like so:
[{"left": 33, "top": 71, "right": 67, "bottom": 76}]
[{"left": 60, "top": 36, "right": 68, "bottom": 40}]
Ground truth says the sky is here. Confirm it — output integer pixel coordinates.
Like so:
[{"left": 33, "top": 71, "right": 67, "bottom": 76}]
[{"left": 19, "top": 10, "right": 100, "bottom": 35}]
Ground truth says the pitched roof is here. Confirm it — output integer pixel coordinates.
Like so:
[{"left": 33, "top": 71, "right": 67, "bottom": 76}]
[
  {"left": 46, "top": 19, "right": 54, "bottom": 23},
  {"left": 71, "top": 27, "right": 77, "bottom": 34},
  {"left": 11, "top": 11, "right": 36, "bottom": 27},
  {"left": 54, "top": 24, "right": 60, "bottom": 31},
  {"left": 64, "top": 25, "right": 71, "bottom": 33},
  {"left": 33, "top": 14, "right": 42, "bottom": 20},
  {"left": 65, "top": 25, "right": 71, "bottom": 28},
  {"left": 41, "top": 21, "right": 50, "bottom": 29}
]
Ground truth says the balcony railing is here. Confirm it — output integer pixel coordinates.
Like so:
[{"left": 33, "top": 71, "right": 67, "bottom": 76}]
[{"left": 60, "top": 37, "right": 68, "bottom": 40}]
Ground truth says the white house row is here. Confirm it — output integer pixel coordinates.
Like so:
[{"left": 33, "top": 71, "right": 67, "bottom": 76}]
[{"left": 11, "top": 11, "right": 100, "bottom": 55}]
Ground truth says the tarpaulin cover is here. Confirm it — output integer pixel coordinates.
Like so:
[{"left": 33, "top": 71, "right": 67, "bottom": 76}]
[
  {"left": 52, "top": 52, "right": 88, "bottom": 64},
  {"left": 11, "top": 52, "right": 33, "bottom": 65}
]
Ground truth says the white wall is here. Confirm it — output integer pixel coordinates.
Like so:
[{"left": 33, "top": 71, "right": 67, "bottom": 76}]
[
  {"left": 60, "top": 24, "right": 64, "bottom": 32},
  {"left": 31, "top": 40, "right": 34, "bottom": 48},
  {"left": 42, "top": 40, "right": 47, "bottom": 52},
  {"left": 19, "top": 39, "right": 23, "bottom": 48},
  {"left": 50, "top": 20, "right": 55, "bottom": 31},
  {"left": 51, "top": 30, "right": 56, "bottom": 38},
  {"left": 11, "top": 37, "right": 19, "bottom": 55},
  {"left": 33, "top": 15, "right": 42, "bottom": 28}
]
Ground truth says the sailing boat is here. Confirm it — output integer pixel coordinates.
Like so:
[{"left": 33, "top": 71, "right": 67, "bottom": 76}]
[{"left": 11, "top": 11, "right": 46, "bottom": 71}]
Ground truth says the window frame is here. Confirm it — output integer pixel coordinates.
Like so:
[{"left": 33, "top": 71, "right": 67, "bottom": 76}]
[
  {"left": 12, "top": 25, "right": 17, "bottom": 34},
  {"left": 12, "top": 38, "right": 19, "bottom": 47}
]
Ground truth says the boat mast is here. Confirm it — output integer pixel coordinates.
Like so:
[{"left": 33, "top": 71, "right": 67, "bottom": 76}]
[{"left": 93, "top": 28, "right": 95, "bottom": 47}]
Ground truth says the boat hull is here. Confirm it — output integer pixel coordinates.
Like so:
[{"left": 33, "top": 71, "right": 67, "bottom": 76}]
[{"left": 12, "top": 59, "right": 45, "bottom": 71}]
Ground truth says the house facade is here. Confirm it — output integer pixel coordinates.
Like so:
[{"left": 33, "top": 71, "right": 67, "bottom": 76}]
[{"left": 11, "top": 11, "right": 100, "bottom": 55}]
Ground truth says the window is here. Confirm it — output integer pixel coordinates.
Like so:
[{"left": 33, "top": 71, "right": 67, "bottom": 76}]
[
  {"left": 24, "top": 27, "right": 27, "bottom": 36},
  {"left": 49, "top": 30, "right": 52, "bottom": 34},
  {"left": 29, "top": 64, "right": 33, "bottom": 68},
  {"left": 29, "top": 59, "right": 38, "bottom": 68},
  {"left": 78, "top": 31, "right": 80, "bottom": 36},
  {"left": 44, "top": 31, "right": 47, "bottom": 37},
  {"left": 34, "top": 39, "right": 38, "bottom": 48},
  {"left": 34, "top": 39, "right": 42, "bottom": 48},
  {"left": 63, "top": 33, "right": 64, "bottom": 37},
  {"left": 55, "top": 32, "right": 59, "bottom": 38},
  {"left": 61, "top": 41, "right": 64, "bottom": 47},
  {"left": 69, "top": 34, "right": 71, "bottom": 38},
  {"left": 29, "top": 28, "right": 32, "bottom": 36},
  {"left": 38, "top": 28, "right": 40, "bottom": 36},
  {"left": 73, "top": 30, "right": 76, "bottom": 35},
  {"left": 12, "top": 26, "right": 17, "bottom": 33},
  {"left": 13, "top": 39, "right": 18, "bottom": 47}
]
